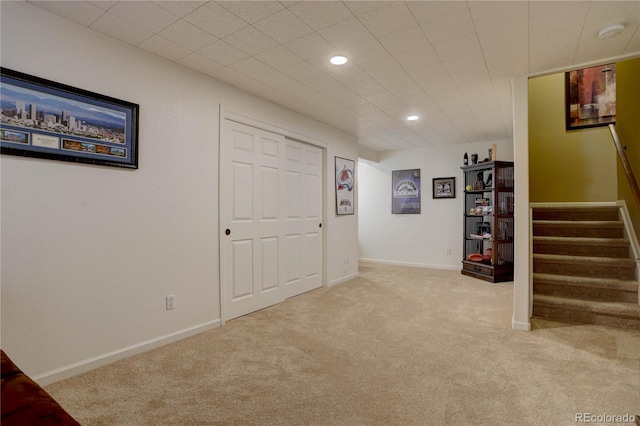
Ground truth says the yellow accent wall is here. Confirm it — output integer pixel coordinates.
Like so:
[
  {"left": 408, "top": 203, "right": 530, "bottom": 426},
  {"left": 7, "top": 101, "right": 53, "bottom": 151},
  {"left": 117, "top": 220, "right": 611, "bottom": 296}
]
[
  {"left": 529, "top": 73, "right": 617, "bottom": 202},
  {"left": 616, "top": 58, "right": 640, "bottom": 237}
]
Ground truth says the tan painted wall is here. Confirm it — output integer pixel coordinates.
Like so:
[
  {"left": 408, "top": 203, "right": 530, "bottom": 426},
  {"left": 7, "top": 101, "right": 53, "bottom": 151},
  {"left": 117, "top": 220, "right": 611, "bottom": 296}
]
[
  {"left": 529, "top": 73, "right": 617, "bottom": 202},
  {"left": 616, "top": 58, "right": 640, "bottom": 238}
]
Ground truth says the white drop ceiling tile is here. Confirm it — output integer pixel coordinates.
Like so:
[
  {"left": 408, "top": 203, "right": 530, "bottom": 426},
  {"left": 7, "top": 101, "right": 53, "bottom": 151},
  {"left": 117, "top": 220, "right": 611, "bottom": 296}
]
[
  {"left": 477, "top": 20, "right": 528, "bottom": 55},
  {"left": 280, "top": 62, "right": 340, "bottom": 90},
  {"left": 442, "top": 108, "right": 485, "bottom": 143},
  {"left": 574, "top": 37, "right": 631, "bottom": 64},
  {"left": 374, "top": 72, "right": 422, "bottom": 99},
  {"left": 530, "top": 3, "right": 588, "bottom": 39},
  {"left": 254, "top": 70, "right": 298, "bottom": 89},
  {"left": 450, "top": 67, "right": 491, "bottom": 91},
  {"left": 223, "top": 26, "right": 278, "bottom": 56},
  {"left": 407, "top": 1, "right": 469, "bottom": 24},
  {"left": 318, "top": 17, "right": 375, "bottom": 50},
  {"left": 176, "top": 52, "right": 224, "bottom": 75},
  {"left": 412, "top": 62, "right": 458, "bottom": 97},
  {"left": 109, "top": 1, "right": 179, "bottom": 33},
  {"left": 198, "top": 40, "right": 249, "bottom": 65},
  {"left": 584, "top": 1, "right": 640, "bottom": 30},
  {"left": 421, "top": 9, "right": 475, "bottom": 46},
  {"left": 278, "top": 82, "right": 317, "bottom": 99},
  {"left": 89, "top": 12, "right": 153, "bottom": 46},
  {"left": 30, "top": 1, "right": 105, "bottom": 27},
  {"left": 207, "top": 66, "right": 252, "bottom": 87},
  {"left": 153, "top": 1, "right": 206, "bottom": 18},
  {"left": 344, "top": 1, "right": 392, "bottom": 17},
  {"left": 394, "top": 47, "right": 442, "bottom": 75},
  {"left": 328, "top": 63, "right": 372, "bottom": 86},
  {"left": 433, "top": 34, "right": 483, "bottom": 62},
  {"left": 377, "top": 25, "right": 432, "bottom": 57},
  {"left": 88, "top": 1, "right": 117, "bottom": 11},
  {"left": 470, "top": 1, "right": 528, "bottom": 33},
  {"left": 229, "top": 57, "right": 277, "bottom": 79},
  {"left": 624, "top": 27, "right": 640, "bottom": 55},
  {"left": 530, "top": 1, "right": 588, "bottom": 17},
  {"left": 218, "top": 1, "right": 284, "bottom": 25},
  {"left": 255, "top": 45, "right": 305, "bottom": 69},
  {"left": 343, "top": 40, "right": 389, "bottom": 65},
  {"left": 487, "top": 58, "right": 529, "bottom": 80},
  {"left": 241, "top": 78, "right": 282, "bottom": 100},
  {"left": 138, "top": 34, "right": 192, "bottom": 62},
  {"left": 284, "top": 32, "right": 338, "bottom": 61},
  {"left": 483, "top": 40, "right": 529, "bottom": 68},
  {"left": 184, "top": 2, "right": 248, "bottom": 38},
  {"left": 159, "top": 19, "right": 218, "bottom": 51},
  {"left": 441, "top": 53, "right": 486, "bottom": 77},
  {"left": 360, "top": 56, "right": 405, "bottom": 79},
  {"left": 252, "top": 9, "right": 313, "bottom": 44},
  {"left": 358, "top": 2, "right": 416, "bottom": 38},
  {"left": 288, "top": 1, "right": 354, "bottom": 31},
  {"left": 321, "top": 86, "right": 362, "bottom": 107}
]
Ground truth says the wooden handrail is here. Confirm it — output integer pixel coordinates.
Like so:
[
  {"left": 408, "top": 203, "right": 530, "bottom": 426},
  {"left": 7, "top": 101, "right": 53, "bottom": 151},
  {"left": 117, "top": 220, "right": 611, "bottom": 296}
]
[{"left": 609, "top": 124, "right": 640, "bottom": 211}]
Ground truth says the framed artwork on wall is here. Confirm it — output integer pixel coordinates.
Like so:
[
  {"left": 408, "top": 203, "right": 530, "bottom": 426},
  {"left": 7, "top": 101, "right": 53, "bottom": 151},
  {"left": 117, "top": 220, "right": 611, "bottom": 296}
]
[
  {"left": 565, "top": 63, "right": 616, "bottom": 130},
  {"left": 335, "top": 156, "right": 355, "bottom": 215},
  {"left": 392, "top": 169, "right": 421, "bottom": 214},
  {"left": 0, "top": 67, "right": 139, "bottom": 169},
  {"left": 433, "top": 177, "right": 456, "bottom": 199}
]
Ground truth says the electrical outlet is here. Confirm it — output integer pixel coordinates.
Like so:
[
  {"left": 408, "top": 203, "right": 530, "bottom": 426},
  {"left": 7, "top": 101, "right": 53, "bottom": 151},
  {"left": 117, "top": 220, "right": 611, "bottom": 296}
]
[
  {"left": 445, "top": 248, "right": 452, "bottom": 255},
  {"left": 166, "top": 294, "right": 175, "bottom": 310},
  {"left": 343, "top": 256, "right": 349, "bottom": 264}
]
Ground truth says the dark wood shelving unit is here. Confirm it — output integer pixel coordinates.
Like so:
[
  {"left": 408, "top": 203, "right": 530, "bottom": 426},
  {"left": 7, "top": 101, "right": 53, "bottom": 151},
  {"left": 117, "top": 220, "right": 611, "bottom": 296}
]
[{"left": 461, "top": 161, "right": 514, "bottom": 283}]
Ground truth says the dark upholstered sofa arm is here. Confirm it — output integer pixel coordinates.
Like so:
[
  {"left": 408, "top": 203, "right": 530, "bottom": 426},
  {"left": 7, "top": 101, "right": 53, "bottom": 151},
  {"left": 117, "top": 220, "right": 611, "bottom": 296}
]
[{"left": 1, "top": 350, "right": 80, "bottom": 425}]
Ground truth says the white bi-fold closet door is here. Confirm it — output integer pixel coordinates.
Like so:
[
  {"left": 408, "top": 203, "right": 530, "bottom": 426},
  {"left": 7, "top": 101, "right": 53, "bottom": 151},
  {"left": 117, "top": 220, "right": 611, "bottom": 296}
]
[{"left": 220, "top": 119, "right": 323, "bottom": 321}]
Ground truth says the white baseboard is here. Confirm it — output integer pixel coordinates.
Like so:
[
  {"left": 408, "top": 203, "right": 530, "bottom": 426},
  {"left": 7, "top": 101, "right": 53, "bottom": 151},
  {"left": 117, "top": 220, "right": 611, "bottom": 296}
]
[
  {"left": 512, "top": 319, "right": 531, "bottom": 331},
  {"left": 34, "top": 320, "right": 221, "bottom": 386},
  {"left": 359, "top": 257, "right": 460, "bottom": 271},
  {"left": 327, "top": 272, "right": 359, "bottom": 287}
]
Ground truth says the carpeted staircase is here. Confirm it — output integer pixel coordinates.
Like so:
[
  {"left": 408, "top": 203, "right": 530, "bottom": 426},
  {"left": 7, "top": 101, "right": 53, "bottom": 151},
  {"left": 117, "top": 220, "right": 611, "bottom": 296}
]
[{"left": 532, "top": 205, "right": 640, "bottom": 329}]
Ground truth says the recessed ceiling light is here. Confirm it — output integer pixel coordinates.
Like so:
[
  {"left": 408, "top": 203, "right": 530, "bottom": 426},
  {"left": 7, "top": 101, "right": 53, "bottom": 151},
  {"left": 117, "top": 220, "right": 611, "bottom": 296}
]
[
  {"left": 407, "top": 115, "right": 419, "bottom": 121},
  {"left": 330, "top": 55, "right": 347, "bottom": 65},
  {"left": 598, "top": 23, "right": 624, "bottom": 39}
]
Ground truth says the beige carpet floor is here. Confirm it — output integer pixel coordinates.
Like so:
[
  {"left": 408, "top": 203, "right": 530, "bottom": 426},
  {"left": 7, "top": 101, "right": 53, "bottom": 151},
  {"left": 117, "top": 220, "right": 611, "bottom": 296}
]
[{"left": 45, "top": 262, "right": 640, "bottom": 425}]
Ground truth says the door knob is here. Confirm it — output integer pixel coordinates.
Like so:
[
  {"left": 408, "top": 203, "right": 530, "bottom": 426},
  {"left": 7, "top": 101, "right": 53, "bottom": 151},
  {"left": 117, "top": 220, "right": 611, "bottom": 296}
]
[{"left": 225, "top": 229, "right": 231, "bottom": 236}]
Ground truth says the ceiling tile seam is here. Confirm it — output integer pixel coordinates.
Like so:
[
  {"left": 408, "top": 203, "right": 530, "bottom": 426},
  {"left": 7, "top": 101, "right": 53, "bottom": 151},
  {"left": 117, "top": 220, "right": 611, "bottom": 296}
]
[
  {"left": 85, "top": 3, "right": 111, "bottom": 29},
  {"left": 464, "top": 1, "right": 510, "bottom": 142},
  {"left": 388, "top": 1, "right": 474, "bottom": 144},
  {"left": 571, "top": 0, "right": 592, "bottom": 65},
  {"left": 621, "top": 22, "right": 640, "bottom": 55}
]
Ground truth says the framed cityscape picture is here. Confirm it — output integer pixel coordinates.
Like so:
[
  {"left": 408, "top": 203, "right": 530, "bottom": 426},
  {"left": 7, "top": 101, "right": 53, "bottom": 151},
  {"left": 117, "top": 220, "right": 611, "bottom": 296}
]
[{"left": 1, "top": 67, "right": 139, "bottom": 168}]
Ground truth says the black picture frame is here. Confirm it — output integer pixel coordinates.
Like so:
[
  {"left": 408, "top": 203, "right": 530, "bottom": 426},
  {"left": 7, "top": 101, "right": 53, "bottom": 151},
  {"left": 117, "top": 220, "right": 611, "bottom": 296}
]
[
  {"left": 1, "top": 67, "right": 139, "bottom": 169},
  {"left": 433, "top": 177, "right": 455, "bottom": 199},
  {"left": 565, "top": 63, "right": 616, "bottom": 130}
]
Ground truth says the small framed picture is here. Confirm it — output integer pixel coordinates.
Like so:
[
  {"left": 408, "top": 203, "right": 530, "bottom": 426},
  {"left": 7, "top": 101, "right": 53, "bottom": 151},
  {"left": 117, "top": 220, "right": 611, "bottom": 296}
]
[{"left": 433, "top": 177, "right": 455, "bottom": 199}]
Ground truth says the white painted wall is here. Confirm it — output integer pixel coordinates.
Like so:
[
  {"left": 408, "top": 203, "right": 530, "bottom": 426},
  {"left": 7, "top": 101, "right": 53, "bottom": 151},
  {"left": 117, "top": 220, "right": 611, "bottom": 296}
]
[
  {"left": 358, "top": 140, "right": 514, "bottom": 269},
  {"left": 0, "top": 2, "right": 358, "bottom": 384}
]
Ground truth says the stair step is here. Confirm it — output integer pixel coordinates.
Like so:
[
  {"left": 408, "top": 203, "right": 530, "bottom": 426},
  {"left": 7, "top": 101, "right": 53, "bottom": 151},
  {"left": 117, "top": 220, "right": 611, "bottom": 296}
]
[
  {"left": 533, "top": 273, "right": 639, "bottom": 303},
  {"left": 532, "top": 206, "right": 619, "bottom": 221},
  {"left": 533, "top": 236, "right": 630, "bottom": 258},
  {"left": 532, "top": 220, "right": 624, "bottom": 238},
  {"left": 533, "top": 254, "right": 636, "bottom": 279},
  {"left": 532, "top": 294, "right": 640, "bottom": 330}
]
